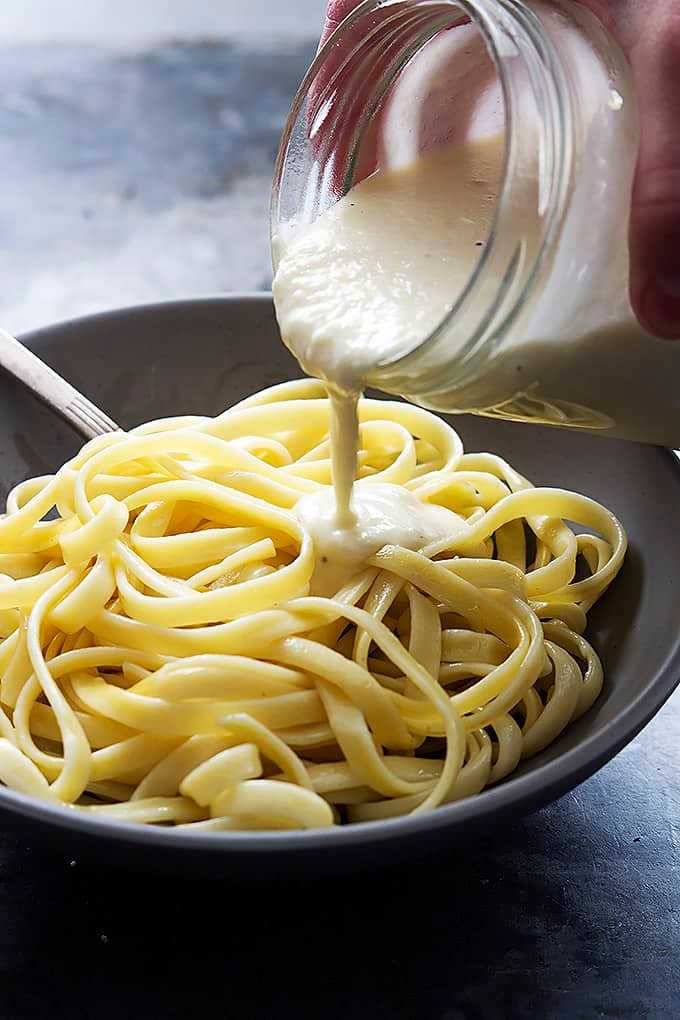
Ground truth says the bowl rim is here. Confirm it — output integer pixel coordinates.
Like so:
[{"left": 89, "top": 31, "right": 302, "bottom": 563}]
[{"left": 3, "top": 292, "right": 678, "bottom": 855}]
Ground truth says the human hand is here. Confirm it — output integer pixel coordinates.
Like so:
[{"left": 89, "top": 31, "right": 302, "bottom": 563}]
[{"left": 321, "top": 0, "right": 680, "bottom": 339}]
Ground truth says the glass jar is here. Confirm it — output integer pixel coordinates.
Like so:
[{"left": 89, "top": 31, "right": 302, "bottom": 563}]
[{"left": 271, "top": 0, "right": 680, "bottom": 447}]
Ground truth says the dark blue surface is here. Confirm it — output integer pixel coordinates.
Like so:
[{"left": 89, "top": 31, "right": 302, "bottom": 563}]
[{"left": 0, "top": 37, "right": 678, "bottom": 1020}]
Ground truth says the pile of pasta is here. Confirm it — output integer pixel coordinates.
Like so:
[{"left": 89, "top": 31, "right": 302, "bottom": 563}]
[{"left": 0, "top": 380, "right": 626, "bottom": 830}]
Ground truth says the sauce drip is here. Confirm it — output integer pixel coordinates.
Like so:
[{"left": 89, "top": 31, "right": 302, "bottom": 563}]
[{"left": 276, "top": 136, "right": 503, "bottom": 568}]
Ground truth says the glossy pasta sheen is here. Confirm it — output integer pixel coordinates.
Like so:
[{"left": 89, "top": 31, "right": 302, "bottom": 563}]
[{"left": 0, "top": 380, "right": 626, "bottom": 830}]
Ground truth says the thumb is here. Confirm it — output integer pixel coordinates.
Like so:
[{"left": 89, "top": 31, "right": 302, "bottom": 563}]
[{"left": 628, "top": 6, "right": 680, "bottom": 339}]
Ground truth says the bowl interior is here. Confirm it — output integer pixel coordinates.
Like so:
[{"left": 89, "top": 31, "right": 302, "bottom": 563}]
[{"left": 0, "top": 295, "right": 677, "bottom": 866}]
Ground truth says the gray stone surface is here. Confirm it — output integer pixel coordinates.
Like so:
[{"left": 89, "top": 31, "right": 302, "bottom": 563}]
[
  {"left": 0, "top": 40, "right": 315, "bottom": 332},
  {"left": 0, "top": 0, "right": 326, "bottom": 44}
]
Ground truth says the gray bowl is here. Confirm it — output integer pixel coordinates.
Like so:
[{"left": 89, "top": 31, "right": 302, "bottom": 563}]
[{"left": 1, "top": 294, "right": 678, "bottom": 876}]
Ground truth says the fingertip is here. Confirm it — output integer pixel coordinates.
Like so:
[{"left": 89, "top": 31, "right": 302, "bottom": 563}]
[
  {"left": 630, "top": 206, "right": 680, "bottom": 340},
  {"left": 636, "top": 283, "right": 680, "bottom": 340}
]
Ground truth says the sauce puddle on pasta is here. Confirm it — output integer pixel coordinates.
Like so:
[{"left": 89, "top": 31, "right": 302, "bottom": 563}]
[{"left": 296, "top": 386, "right": 466, "bottom": 596}]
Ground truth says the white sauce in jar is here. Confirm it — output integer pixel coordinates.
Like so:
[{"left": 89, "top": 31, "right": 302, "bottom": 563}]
[{"left": 273, "top": 135, "right": 503, "bottom": 397}]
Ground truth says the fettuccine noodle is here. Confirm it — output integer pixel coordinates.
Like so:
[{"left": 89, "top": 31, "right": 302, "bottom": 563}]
[{"left": 0, "top": 380, "right": 625, "bottom": 829}]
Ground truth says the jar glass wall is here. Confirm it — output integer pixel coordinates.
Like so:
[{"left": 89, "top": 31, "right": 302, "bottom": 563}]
[{"left": 272, "top": 1, "right": 680, "bottom": 446}]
